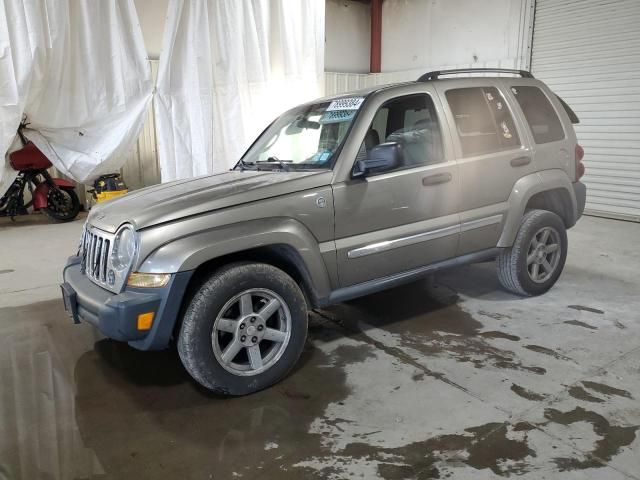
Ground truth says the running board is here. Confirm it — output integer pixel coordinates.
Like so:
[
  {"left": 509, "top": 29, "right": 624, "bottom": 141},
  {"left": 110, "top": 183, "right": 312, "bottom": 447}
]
[{"left": 324, "top": 248, "right": 500, "bottom": 306}]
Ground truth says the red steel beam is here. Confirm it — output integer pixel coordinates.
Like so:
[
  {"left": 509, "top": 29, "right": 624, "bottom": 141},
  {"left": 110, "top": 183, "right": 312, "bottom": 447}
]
[{"left": 370, "top": 0, "right": 382, "bottom": 73}]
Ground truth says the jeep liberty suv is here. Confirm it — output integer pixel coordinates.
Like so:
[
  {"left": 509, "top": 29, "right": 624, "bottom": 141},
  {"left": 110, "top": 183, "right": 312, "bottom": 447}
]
[{"left": 61, "top": 68, "right": 587, "bottom": 395}]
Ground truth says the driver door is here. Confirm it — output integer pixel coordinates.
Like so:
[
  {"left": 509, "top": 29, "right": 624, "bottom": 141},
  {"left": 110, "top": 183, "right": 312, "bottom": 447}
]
[{"left": 333, "top": 91, "right": 460, "bottom": 287}]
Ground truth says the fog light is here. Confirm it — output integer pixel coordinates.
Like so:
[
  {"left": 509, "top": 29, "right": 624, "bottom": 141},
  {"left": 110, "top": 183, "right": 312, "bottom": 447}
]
[
  {"left": 137, "top": 312, "right": 154, "bottom": 331},
  {"left": 127, "top": 272, "right": 170, "bottom": 288}
]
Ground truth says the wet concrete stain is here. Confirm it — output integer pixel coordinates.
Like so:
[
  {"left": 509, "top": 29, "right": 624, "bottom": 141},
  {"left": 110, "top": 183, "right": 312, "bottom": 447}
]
[
  {"left": 582, "top": 381, "right": 633, "bottom": 399},
  {"left": 337, "top": 422, "right": 536, "bottom": 478},
  {"left": 479, "top": 331, "right": 520, "bottom": 341},
  {"left": 568, "top": 385, "right": 605, "bottom": 403},
  {"left": 412, "top": 372, "right": 426, "bottom": 382},
  {"left": 543, "top": 407, "right": 638, "bottom": 470},
  {"left": 325, "top": 281, "right": 548, "bottom": 378},
  {"left": 511, "top": 383, "right": 547, "bottom": 401},
  {"left": 477, "top": 310, "right": 512, "bottom": 321},
  {"left": 564, "top": 320, "right": 598, "bottom": 330},
  {"left": 74, "top": 337, "right": 354, "bottom": 480},
  {"left": 524, "top": 344, "right": 575, "bottom": 363},
  {"left": 2, "top": 280, "right": 638, "bottom": 479},
  {"left": 568, "top": 305, "right": 605, "bottom": 315},
  {"left": 0, "top": 299, "right": 356, "bottom": 480}
]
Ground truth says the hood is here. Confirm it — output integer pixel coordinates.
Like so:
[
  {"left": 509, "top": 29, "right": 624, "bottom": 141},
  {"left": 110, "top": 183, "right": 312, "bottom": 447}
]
[{"left": 88, "top": 170, "right": 332, "bottom": 232}]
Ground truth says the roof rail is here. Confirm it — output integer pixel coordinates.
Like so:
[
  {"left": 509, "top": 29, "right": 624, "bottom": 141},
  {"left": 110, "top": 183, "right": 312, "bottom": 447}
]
[{"left": 417, "top": 68, "right": 534, "bottom": 82}]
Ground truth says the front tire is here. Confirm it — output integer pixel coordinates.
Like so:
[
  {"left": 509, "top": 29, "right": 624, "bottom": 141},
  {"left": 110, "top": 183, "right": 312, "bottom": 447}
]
[
  {"left": 177, "top": 262, "right": 308, "bottom": 395},
  {"left": 43, "top": 187, "right": 80, "bottom": 222},
  {"left": 497, "top": 209, "right": 568, "bottom": 296}
]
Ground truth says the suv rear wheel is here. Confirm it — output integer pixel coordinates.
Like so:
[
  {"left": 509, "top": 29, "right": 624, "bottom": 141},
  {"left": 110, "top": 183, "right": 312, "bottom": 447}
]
[
  {"left": 497, "top": 209, "right": 568, "bottom": 296},
  {"left": 177, "top": 262, "right": 308, "bottom": 395}
]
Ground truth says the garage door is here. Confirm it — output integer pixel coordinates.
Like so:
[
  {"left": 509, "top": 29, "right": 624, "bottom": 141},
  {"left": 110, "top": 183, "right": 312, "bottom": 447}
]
[{"left": 531, "top": 0, "right": 640, "bottom": 221}]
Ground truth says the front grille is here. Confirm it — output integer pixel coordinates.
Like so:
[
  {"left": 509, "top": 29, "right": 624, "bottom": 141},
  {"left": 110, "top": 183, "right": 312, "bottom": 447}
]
[{"left": 80, "top": 225, "right": 114, "bottom": 288}]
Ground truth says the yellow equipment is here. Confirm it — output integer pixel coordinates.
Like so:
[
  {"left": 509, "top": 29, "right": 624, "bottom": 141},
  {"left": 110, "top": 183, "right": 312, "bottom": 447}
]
[{"left": 92, "top": 174, "right": 128, "bottom": 203}]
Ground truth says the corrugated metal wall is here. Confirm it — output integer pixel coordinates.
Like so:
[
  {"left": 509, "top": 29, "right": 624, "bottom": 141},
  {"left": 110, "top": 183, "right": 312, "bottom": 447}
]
[
  {"left": 531, "top": 0, "right": 640, "bottom": 222},
  {"left": 325, "top": 59, "right": 523, "bottom": 96}
]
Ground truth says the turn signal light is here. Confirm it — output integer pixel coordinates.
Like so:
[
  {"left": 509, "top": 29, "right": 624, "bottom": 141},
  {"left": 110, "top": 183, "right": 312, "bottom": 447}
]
[
  {"left": 127, "top": 272, "right": 170, "bottom": 288},
  {"left": 137, "top": 312, "right": 155, "bottom": 331}
]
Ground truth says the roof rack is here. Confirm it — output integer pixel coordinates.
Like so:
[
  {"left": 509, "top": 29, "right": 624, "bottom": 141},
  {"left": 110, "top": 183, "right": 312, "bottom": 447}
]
[{"left": 417, "top": 68, "right": 534, "bottom": 82}]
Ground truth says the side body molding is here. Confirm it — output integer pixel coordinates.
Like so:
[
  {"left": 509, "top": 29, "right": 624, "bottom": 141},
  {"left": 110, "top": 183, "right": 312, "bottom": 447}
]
[
  {"left": 138, "top": 217, "right": 334, "bottom": 302},
  {"left": 498, "top": 169, "right": 578, "bottom": 247}
]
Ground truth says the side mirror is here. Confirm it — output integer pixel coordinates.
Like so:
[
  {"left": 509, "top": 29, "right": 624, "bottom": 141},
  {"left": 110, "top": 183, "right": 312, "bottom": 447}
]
[{"left": 352, "top": 142, "right": 403, "bottom": 178}]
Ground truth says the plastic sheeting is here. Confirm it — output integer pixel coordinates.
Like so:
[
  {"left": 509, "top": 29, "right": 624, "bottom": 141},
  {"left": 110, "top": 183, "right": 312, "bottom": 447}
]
[
  {"left": 0, "top": 0, "right": 152, "bottom": 190},
  {"left": 155, "top": 0, "right": 325, "bottom": 182}
]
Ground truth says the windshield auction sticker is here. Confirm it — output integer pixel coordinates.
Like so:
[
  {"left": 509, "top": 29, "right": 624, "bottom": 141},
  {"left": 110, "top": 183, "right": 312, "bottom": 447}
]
[{"left": 326, "top": 97, "right": 365, "bottom": 111}]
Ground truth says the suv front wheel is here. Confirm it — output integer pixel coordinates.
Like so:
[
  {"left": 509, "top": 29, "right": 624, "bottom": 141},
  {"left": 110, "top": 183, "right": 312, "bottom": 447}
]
[
  {"left": 177, "top": 262, "right": 308, "bottom": 395},
  {"left": 497, "top": 209, "right": 568, "bottom": 296}
]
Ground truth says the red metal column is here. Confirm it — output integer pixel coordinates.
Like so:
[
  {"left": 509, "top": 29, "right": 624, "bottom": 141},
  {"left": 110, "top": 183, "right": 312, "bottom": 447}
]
[{"left": 370, "top": 0, "right": 382, "bottom": 73}]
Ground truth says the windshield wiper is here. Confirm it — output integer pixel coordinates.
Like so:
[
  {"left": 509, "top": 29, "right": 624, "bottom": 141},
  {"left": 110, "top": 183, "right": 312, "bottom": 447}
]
[
  {"left": 235, "top": 158, "right": 257, "bottom": 171},
  {"left": 255, "top": 156, "right": 291, "bottom": 171}
]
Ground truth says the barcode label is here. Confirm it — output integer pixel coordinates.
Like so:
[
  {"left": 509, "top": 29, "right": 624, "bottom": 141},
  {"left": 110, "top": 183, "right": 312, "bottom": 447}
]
[{"left": 327, "top": 97, "right": 364, "bottom": 111}]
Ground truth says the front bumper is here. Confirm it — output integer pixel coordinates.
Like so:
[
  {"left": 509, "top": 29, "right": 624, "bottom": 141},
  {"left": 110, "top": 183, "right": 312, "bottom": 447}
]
[{"left": 61, "top": 256, "right": 192, "bottom": 350}]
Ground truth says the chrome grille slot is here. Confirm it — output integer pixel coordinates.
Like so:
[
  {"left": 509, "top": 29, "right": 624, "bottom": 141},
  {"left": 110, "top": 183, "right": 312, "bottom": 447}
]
[{"left": 80, "top": 224, "right": 115, "bottom": 290}]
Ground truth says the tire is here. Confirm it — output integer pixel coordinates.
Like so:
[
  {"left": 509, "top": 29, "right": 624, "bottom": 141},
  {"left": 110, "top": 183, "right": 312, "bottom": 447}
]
[
  {"left": 43, "top": 187, "right": 81, "bottom": 222},
  {"left": 497, "top": 209, "right": 568, "bottom": 296},
  {"left": 177, "top": 262, "right": 308, "bottom": 396}
]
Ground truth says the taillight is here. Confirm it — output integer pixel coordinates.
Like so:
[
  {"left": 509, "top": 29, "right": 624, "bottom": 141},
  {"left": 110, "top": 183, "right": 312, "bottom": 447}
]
[{"left": 575, "top": 144, "right": 585, "bottom": 180}]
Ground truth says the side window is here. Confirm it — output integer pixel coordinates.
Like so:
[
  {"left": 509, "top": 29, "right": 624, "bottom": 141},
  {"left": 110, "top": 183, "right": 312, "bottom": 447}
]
[
  {"left": 356, "top": 94, "right": 444, "bottom": 170},
  {"left": 511, "top": 86, "right": 565, "bottom": 143},
  {"left": 446, "top": 87, "right": 521, "bottom": 157}
]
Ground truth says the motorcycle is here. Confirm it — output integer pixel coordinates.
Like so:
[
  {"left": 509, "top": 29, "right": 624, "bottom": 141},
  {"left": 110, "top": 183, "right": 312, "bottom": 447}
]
[{"left": 0, "top": 119, "right": 80, "bottom": 222}]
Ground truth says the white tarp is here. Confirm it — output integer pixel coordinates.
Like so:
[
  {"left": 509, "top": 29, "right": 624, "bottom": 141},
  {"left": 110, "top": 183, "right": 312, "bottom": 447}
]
[
  {"left": 0, "top": 0, "right": 152, "bottom": 191},
  {"left": 155, "top": 0, "right": 325, "bottom": 182}
]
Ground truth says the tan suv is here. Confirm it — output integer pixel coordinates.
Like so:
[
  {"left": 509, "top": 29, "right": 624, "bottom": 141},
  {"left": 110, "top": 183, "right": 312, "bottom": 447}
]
[{"left": 61, "top": 68, "right": 586, "bottom": 395}]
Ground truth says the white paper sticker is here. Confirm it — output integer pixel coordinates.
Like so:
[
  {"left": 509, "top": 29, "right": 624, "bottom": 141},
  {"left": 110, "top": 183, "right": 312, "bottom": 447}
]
[
  {"left": 327, "top": 97, "right": 365, "bottom": 111},
  {"left": 320, "top": 109, "right": 358, "bottom": 124}
]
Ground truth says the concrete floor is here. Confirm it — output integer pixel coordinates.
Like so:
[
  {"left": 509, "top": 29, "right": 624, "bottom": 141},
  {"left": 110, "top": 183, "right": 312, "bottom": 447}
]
[{"left": 0, "top": 212, "right": 639, "bottom": 479}]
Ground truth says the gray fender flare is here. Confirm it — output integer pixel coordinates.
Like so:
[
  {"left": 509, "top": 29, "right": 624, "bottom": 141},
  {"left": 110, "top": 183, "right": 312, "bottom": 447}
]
[
  {"left": 138, "top": 217, "right": 333, "bottom": 301},
  {"left": 498, "top": 169, "right": 578, "bottom": 247}
]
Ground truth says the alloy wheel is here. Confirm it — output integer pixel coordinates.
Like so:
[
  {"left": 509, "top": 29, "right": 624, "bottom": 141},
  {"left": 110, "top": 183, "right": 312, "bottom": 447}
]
[
  {"left": 211, "top": 288, "right": 292, "bottom": 376},
  {"left": 526, "top": 226, "right": 561, "bottom": 283}
]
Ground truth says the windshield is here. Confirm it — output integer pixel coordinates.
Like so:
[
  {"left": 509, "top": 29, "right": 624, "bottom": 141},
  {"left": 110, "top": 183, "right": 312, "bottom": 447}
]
[{"left": 239, "top": 98, "right": 364, "bottom": 170}]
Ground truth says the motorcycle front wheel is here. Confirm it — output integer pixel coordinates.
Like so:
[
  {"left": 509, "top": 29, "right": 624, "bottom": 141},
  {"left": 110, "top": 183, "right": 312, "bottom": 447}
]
[{"left": 43, "top": 187, "right": 80, "bottom": 222}]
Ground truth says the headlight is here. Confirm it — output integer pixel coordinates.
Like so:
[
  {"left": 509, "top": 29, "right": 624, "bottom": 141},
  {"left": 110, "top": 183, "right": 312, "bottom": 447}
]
[{"left": 111, "top": 224, "right": 138, "bottom": 271}]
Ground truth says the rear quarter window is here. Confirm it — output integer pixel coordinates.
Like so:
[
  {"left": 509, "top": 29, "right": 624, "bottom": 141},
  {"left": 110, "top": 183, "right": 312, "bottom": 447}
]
[
  {"left": 445, "top": 87, "right": 521, "bottom": 157},
  {"left": 510, "top": 86, "right": 565, "bottom": 144}
]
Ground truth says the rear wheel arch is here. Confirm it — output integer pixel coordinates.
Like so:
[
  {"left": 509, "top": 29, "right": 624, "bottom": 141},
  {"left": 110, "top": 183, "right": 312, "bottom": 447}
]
[
  {"left": 498, "top": 171, "right": 577, "bottom": 247},
  {"left": 524, "top": 188, "right": 575, "bottom": 227}
]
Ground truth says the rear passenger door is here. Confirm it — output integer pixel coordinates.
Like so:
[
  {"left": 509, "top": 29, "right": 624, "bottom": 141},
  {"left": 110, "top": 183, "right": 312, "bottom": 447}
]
[{"left": 435, "top": 81, "right": 535, "bottom": 255}]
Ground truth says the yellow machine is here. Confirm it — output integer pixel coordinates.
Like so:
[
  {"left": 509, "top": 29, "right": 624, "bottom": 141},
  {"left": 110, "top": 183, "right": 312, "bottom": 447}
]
[{"left": 92, "top": 174, "right": 128, "bottom": 203}]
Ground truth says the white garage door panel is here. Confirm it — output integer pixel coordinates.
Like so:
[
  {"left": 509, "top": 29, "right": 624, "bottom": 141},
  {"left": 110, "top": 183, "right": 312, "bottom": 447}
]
[{"left": 532, "top": 0, "right": 640, "bottom": 221}]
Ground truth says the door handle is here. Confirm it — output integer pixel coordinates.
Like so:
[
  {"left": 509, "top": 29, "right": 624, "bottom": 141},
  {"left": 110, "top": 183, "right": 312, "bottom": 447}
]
[
  {"left": 422, "top": 172, "right": 452, "bottom": 186},
  {"left": 510, "top": 156, "right": 532, "bottom": 167}
]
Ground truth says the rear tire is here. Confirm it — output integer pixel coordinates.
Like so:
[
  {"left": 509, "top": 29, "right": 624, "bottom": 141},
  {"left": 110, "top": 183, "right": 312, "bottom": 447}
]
[
  {"left": 177, "top": 262, "right": 308, "bottom": 396},
  {"left": 43, "top": 187, "right": 80, "bottom": 222},
  {"left": 497, "top": 209, "right": 567, "bottom": 296}
]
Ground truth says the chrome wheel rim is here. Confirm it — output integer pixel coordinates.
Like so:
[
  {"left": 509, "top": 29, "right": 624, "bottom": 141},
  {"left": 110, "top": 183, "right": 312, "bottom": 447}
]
[
  {"left": 211, "top": 288, "right": 292, "bottom": 376},
  {"left": 526, "top": 226, "right": 561, "bottom": 284}
]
